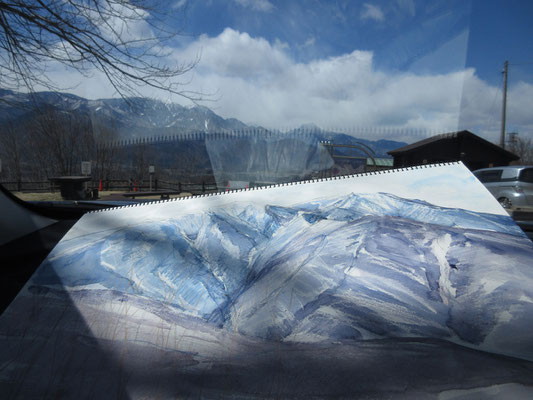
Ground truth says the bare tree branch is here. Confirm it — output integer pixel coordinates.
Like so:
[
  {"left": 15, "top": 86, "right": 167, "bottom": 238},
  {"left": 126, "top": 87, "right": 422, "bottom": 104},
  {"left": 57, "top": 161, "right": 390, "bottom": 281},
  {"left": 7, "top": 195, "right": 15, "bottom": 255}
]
[{"left": 0, "top": 0, "right": 203, "bottom": 100}]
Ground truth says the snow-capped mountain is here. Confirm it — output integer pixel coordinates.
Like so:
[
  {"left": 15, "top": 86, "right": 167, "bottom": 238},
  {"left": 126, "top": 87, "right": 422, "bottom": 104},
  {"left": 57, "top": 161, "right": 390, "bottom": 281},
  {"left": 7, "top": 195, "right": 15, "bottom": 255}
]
[
  {"left": 0, "top": 89, "right": 406, "bottom": 156},
  {"left": 31, "top": 192, "right": 533, "bottom": 362},
  {"left": 0, "top": 89, "right": 247, "bottom": 137},
  {"left": 86, "top": 98, "right": 248, "bottom": 133}
]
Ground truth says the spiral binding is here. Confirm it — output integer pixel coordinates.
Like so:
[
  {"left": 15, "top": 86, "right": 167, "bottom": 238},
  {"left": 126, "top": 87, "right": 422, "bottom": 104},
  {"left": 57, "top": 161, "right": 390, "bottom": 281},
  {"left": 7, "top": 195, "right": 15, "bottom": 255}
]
[
  {"left": 99, "top": 128, "right": 319, "bottom": 148},
  {"left": 87, "top": 161, "right": 461, "bottom": 214},
  {"left": 97, "top": 126, "right": 452, "bottom": 149}
]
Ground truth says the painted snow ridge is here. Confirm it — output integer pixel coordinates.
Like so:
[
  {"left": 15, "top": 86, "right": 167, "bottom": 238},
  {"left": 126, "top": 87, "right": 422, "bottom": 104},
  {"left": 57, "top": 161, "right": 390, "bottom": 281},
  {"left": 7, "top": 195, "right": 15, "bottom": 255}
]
[
  {"left": 293, "top": 192, "right": 524, "bottom": 237},
  {"left": 30, "top": 192, "right": 533, "bottom": 361},
  {"left": 230, "top": 216, "right": 533, "bottom": 359}
]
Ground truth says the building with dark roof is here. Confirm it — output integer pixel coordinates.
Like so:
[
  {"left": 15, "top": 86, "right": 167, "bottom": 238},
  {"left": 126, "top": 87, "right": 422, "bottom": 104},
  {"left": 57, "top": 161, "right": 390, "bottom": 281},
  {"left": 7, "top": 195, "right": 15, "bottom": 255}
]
[{"left": 387, "top": 130, "right": 519, "bottom": 170}]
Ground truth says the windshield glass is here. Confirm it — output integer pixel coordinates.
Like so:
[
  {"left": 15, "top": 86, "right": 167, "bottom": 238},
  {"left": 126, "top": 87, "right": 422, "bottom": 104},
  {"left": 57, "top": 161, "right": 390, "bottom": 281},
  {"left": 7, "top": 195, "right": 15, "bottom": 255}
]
[
  {"left": 475, "top": 169, "right": 503, "bottom": 183},
  {"left": 1, "top": 0, "right": 532, "bottom": 205},
  {"left": 519, "top": 168, "right": 533, "bottom": 183}
]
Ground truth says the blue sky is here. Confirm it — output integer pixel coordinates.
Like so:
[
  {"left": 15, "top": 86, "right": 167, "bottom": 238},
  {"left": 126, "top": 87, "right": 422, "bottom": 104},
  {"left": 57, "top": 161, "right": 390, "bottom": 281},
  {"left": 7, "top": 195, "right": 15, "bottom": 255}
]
[
  {"left": 175, "top": 0, "right": 533, "bottom": 84},
  {"left": 48, "top": 0, "right": 533, "bottom": 143},
  {"left": 466, "top": 0, "right": 533, "bottom": 85},
  {"left": 174, "top": 0, "right": 471, "bottom": 74}
]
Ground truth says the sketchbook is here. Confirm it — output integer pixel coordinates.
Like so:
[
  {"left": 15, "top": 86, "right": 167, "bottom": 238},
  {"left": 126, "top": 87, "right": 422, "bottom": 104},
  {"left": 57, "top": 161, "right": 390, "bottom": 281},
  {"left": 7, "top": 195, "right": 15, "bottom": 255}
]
[{"left": 1, "top": 162, "right": 533, "bottom": 399}]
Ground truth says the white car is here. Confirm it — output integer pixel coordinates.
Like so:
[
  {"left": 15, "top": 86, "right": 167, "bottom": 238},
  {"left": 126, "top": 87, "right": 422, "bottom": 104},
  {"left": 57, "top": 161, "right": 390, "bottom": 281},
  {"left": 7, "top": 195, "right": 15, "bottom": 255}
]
[{"left": 473, "top": 166, "right": 533, "bottom": 209}]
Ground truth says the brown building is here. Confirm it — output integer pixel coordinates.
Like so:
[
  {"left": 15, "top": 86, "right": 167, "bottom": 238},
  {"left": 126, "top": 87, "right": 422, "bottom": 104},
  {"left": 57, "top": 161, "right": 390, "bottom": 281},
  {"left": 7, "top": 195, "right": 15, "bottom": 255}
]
[{"left": 387, "top": 130, "right": 519, "bottom": 171}]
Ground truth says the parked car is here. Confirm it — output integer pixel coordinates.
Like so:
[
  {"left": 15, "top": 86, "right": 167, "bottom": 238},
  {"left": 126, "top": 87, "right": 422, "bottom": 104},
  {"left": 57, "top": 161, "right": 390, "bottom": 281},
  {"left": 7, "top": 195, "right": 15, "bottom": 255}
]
[{"left": 473, "top": 166, "right": 533, "bottom": 209}]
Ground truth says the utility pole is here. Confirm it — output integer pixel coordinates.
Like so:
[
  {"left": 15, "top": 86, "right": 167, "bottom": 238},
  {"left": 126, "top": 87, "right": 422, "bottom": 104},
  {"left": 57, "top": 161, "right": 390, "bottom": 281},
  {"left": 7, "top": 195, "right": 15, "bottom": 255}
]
[{"left": 500, "top": 60, "right": 509, "bottom": 149}]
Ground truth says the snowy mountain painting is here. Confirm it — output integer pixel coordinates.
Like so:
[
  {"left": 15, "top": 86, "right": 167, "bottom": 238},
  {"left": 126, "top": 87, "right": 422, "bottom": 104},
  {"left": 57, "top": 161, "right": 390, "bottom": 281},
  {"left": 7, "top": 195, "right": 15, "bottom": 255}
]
[{"left": 2, "top": 162, "right": 533, "bottom": 399}]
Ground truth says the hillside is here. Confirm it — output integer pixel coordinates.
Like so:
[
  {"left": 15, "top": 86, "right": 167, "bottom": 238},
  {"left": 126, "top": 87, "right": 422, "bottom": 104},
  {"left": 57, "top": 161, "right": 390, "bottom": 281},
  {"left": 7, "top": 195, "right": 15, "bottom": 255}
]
[{"left": 0, "top": 90, "right": 405, "bottom": 156}]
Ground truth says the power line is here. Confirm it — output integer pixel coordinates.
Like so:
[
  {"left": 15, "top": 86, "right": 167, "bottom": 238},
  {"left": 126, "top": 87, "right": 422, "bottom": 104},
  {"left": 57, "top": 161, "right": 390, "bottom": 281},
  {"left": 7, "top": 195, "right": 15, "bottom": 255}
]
[{"left": 486, "top": 71, "right": 504, "bottom": 129}]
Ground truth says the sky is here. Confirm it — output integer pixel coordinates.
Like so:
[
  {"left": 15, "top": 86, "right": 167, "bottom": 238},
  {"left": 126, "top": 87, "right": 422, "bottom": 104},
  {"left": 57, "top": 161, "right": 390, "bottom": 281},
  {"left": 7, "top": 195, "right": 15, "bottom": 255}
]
[{"left": 44, "top": 0, "right": 533, "bottom": 144}]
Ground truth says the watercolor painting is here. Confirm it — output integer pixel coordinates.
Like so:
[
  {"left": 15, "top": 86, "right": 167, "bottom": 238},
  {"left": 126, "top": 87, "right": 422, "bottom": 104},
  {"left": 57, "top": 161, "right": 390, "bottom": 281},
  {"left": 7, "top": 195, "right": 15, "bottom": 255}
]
[{"left": 2, "top": 163, "right": 533, "bottom": 399}]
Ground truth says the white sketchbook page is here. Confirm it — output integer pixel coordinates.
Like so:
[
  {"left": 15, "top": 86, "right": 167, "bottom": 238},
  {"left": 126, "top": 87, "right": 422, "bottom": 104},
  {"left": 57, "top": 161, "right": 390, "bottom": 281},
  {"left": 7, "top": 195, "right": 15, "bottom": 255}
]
[{"left": 2, "top": 162, "right": 533, "bottom": 399}]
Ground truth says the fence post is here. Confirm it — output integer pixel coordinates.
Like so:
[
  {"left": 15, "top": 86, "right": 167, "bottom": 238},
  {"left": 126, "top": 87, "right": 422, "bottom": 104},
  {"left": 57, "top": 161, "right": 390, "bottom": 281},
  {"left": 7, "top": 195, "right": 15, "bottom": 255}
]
[
  {"left": 17, "top": 180, "right": 21, "bottom": 192},
  {"left": 178, "top": 182, "right": 182, "bottom": 193},
  {"left": 202, "top": 181, "right": 205, "bottom": 193}
]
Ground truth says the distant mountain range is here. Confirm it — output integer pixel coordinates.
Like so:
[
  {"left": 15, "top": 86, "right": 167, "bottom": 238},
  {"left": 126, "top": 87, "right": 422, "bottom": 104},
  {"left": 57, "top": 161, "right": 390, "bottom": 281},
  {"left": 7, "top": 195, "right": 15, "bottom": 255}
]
[
  {"left": 0, "top": 89, "right": 406, "bottom": 158},
  {"left": 0, "top": 89, "right": 247, "bottom": 136}
]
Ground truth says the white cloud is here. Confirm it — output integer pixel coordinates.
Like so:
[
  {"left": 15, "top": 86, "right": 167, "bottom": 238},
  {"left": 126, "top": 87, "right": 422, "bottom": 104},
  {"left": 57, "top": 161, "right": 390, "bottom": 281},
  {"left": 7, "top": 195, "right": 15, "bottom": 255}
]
[
  {"left": 89, "top": 3, "right": 155, "bottom": 44},
  {"left": 172, "top": 0, "right": 187, "bottom": 9},
  {"left": 169, "top": 28, "right": 463, "bottom": 132},
  {"left": 303, "top": 37, "right": 316, "bottom": 47},
  {"left": 234, "top": 0, "right": 274, "bottom": 12},
  {"left": 172, "top": 28, "right": 533, "bottom": 142},
  {"left": 179, "top": 28, "right": 291, "bottom": 80},
  {"left": 360, "top": 4, "right": 385, "bottom": 22},
  {"left": 44, "top": 28, "right": 533, "bottom": 143},
  {"left": 459, "top": 74, "right": 533, "bottom": 142}
]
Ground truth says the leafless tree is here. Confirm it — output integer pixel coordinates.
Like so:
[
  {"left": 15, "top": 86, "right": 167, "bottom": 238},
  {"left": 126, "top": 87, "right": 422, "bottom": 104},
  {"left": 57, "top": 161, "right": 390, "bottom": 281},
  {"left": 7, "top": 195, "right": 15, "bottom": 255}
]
[
  {"left": 509, "top": 134, "right": 533, "bottom": 165},
  {"left": 27, "top": 107, "right": 94, "bottom": 176},
  {"left": 92, "top": 121, "right": 119, "bottom": 183},
  {"left": 0, "top": 0, "right": 201, "bottom": 99},
  {"left": 132, "top": 142, "right": 147, "bottom": 183},
  {"left": 0, "top": 121, "right": 24, "bottom": 182}
]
